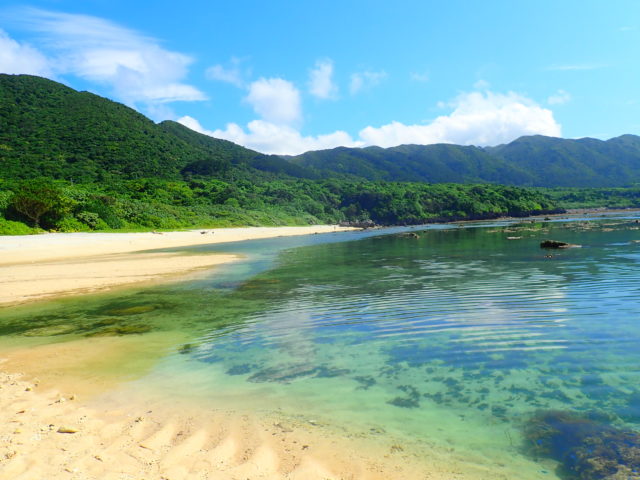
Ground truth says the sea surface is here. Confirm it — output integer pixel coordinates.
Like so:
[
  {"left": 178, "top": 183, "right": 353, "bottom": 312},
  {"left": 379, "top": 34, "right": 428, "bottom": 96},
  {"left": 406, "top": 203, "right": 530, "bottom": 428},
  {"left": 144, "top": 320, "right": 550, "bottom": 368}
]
[{"left": 2, "top": 213, "right": 640, "bottom": 478}]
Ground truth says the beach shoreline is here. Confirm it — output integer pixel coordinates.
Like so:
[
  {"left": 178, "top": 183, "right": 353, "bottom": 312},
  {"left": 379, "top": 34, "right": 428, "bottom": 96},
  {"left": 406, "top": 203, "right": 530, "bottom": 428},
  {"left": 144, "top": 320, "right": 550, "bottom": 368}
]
[{"left": 0, "top": 225, "right": 352, "bottom": 306}]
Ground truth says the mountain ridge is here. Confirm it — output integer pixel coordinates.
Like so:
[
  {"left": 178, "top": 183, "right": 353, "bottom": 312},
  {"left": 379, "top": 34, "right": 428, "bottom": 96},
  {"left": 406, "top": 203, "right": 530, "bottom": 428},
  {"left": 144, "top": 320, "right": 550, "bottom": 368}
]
[
  {"left": 1, "top": 74, "right": 640, "bottom": 188},
  {"left": 286, "top": 134, "right": 640, "bottom": 187}
]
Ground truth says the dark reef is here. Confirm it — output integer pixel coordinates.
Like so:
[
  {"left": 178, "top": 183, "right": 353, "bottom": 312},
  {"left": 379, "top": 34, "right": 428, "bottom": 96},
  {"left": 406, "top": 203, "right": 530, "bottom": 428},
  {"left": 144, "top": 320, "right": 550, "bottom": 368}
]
[{"left": 524, "top": 410, "right": 640, "bottom": 479}]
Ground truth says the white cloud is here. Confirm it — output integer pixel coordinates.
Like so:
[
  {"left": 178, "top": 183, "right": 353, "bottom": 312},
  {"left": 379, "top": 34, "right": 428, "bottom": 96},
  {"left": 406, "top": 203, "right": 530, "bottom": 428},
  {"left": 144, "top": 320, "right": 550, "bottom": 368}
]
[
  {"left": 473, "top": 79, "right": 490, "bottom": 90},
  {"left": 206, "top": 58, "right": 245, "bottom": 87},
  {"left": 5, "top": 8, "right": 205, "bottom": 108},
  {"left": 179, "top": 89, "right": 560, "bottom": 155},
  {"left": 547, "top": 89, "right": 571, "bottom": 105},
  {"left": 0, "top": 29, "right": 51, "bottom": 76},
  {"left": 349, "top": 70, "right": 387, "bottom": 94},
  {"left": 178, "top": 116, "right": 360, "bottom": 155},
  {"left": 358, "top": 90, "right": 561, "bottom": 147},
  {"left": 244, "top": 77, "right": 301, "bottom": 126},
  {"left": 308, "top": 59, "right": 337, "bottom": 99},
  {"left": 410, "top": 72, "right": 430, "bottom": 82}
]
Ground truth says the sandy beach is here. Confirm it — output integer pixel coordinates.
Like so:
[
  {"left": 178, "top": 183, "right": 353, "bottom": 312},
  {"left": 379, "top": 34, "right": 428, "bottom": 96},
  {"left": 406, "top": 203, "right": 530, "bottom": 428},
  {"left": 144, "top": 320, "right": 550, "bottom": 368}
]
[{"left": 0, "top": 226, "right": 350, "bottom": 306}]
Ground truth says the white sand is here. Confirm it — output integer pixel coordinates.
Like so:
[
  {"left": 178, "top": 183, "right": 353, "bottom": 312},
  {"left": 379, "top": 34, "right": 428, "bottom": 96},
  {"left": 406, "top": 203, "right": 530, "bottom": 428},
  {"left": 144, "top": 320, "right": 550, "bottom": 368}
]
[{"left": 0, "top": 226, "right": 351, "bottom": 305}]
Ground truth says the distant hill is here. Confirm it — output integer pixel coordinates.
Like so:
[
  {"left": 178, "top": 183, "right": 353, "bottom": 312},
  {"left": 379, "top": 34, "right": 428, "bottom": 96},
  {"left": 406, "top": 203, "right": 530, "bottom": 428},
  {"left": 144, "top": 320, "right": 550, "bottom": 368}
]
[
  {"left": 486, "top": 135, "right": 640, "bottom": 187},
  {"left": 286, "top": 144, "right": 536, "bottom": 184},
  {"left": 288, "top": 135, "right": 640, "bottom": 187},
  {"left": 2, "top": 74, "right": 640, "bottom": 188}
]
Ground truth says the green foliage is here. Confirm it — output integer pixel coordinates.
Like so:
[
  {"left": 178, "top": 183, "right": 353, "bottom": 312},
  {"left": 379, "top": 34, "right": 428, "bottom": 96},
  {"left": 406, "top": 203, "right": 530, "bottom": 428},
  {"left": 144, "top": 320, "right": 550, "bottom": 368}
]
[
  {"left": 0, "top": 190, "right": 12, "bottom": 215},
  {"left": 0, "top": 177, "right": 562, "bottom": 233},
  {"left": 545, "top": 187, "right": 640, "bottom": 209},
  {"left": 332, "top": 182, "right": 558, "bottom": 224},
  {"left": 0, "top": 218, "right": 37, "bottom": 235},
  {"left": 8, "top": 179, "right": 68, "bottom": 228},
  {"left": 55, "top": 216, "right": 88, "bottom": 232}
]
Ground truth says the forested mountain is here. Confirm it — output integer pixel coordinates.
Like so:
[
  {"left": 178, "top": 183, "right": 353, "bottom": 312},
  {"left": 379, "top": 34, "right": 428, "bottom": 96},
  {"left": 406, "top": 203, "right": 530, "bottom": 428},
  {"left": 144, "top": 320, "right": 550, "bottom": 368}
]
[
  {"left": 288, "top": 135, "right": 640, "bottom": 187},
  {"left": 2, "top": 73, "right": 636, "bottom": 234},
  {"left": 0, "top": 74, "right": 306, "bottom": 182},
  {"left": 286, "top": 144, "right": 536, "bottom": 184},
  {"left": 486, "top": 135, "right": 640, "bottom": 187},
  {"left": 2, "top": 74, "right": 640, "bottom": 188}
]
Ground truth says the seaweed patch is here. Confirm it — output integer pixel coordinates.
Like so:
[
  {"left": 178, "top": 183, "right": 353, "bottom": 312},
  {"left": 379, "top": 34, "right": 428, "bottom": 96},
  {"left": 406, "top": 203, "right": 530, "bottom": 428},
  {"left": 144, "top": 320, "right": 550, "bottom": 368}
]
[{"left": 524, "top": 410, "right": 640, "bottom": 479}]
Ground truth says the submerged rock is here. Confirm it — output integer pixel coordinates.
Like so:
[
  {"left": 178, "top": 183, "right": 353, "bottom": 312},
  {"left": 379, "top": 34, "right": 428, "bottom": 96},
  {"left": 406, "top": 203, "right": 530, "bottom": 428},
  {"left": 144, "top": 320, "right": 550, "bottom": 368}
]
[
  {"left": 178, "top": 343, "right": 195, "bottom": 355},
  {"left": 23, "top": 324, "right": 77, "bottom": 337},
  {"left": 387, "top": 385, "right": 421, "bottom": 409},
  {"left": 523, "top": 410, "right": 640, "bottom": 479},
  {"left": 249, "top": 365, "right": 318, "bottom": 383},
  {"left": 226, "top": 363, "right": 256, "bottom": 375},
  {"left": 400, "top": 232, "right": 420, "bottom": 239},
  {"left": 248, "top": 364, "right": 351, "bottom": 384},
  {"left": 104, "top": 305, "right": 157, "bottom": 316},
  {"left": 85, "top": 323, "right": 152, "bottom": 336}
]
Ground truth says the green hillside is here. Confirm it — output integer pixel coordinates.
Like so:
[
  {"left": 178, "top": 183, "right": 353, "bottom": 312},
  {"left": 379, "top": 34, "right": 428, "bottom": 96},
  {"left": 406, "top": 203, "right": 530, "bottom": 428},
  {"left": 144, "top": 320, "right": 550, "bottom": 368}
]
[
  {"left": 290, "top": 135, "right": 640, "bottom": 187},
  {"left": 288, "top": 143, "right": 535, "bottom": 184},
  {"left": 0, "top": 74, "right": 567, "bottom": 233},
  {"left": 3, "top": 74, "right": 640, "bottom": 188},
  {"left": 487, "top": 135, "right": 640, "bottom": 187},
  {"left": 0, "top": 74, "right": 261, "bottom": 182}
]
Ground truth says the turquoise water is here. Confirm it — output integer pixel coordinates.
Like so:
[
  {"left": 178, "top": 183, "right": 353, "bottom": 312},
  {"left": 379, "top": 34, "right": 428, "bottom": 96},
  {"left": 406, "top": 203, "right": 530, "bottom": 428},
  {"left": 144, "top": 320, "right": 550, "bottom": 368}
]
[{"left": 2, "top": 214, "right": 640, "bottom": 477}]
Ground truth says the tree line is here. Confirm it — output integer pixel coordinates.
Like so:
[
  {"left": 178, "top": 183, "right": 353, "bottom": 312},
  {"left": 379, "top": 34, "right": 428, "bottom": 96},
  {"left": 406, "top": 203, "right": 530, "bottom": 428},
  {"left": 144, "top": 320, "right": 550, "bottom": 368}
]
[{"left": 0, "top": 177, "right": 562, "bottom": 235}]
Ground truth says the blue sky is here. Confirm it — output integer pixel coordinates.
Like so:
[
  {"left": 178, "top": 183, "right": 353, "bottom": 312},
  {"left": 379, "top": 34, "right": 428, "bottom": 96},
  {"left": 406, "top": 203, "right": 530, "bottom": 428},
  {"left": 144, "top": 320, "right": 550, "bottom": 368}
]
[{"left": 1, "top": 1, "right": 639, "bottom": 154}]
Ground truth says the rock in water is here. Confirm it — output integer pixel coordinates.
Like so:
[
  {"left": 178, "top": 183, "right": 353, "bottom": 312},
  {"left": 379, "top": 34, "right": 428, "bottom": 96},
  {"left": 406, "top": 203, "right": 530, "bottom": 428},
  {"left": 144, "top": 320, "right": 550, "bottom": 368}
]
[
  {"left": 523, "top": 411, "right": 640, "bottom": 479},
  {"left": 540, "top": 240, "right": 571, "bottom": 249}
]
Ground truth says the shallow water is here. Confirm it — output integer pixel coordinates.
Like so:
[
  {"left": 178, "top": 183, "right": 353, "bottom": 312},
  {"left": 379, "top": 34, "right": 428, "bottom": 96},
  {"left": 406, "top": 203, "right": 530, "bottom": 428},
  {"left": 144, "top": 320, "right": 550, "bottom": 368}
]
[{"left": 2, "top": 213, "right": 640, "bottom": 478}]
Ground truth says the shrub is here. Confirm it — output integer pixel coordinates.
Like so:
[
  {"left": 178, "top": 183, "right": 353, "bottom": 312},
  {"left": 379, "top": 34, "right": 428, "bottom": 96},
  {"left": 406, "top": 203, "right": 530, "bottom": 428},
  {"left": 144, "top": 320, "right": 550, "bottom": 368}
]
[
  {"left": 56, "top": 216, "right": 88, "bottom": 232},
  {"left": 76, "top": 211, "right": 109, "bottom": 230},
  {"left": 0, "top": 218, "right": 36, "bottom": 235}
]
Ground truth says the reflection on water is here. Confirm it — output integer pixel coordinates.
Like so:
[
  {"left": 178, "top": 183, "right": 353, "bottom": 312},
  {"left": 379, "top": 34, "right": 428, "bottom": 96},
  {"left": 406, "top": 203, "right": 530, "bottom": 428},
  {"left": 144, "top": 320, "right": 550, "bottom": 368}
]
[{"left": 2, "top": 214, "right": 640, "bottom": 478}]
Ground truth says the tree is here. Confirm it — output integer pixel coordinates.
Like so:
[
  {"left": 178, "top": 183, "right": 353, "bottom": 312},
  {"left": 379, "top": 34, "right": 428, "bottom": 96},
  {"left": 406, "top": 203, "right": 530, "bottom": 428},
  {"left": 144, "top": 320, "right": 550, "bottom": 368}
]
[{"left": 10, "top": 179, "right": 64, "bottom": 228}]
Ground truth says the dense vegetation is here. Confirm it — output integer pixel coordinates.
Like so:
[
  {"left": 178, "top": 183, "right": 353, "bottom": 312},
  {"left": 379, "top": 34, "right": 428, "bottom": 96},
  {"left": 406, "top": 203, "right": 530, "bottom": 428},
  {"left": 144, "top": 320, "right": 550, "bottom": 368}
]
[
  {"left": 547, "top": 187, "right": 640, "bottom": 209},
  {"left": 0, "top": 177, "right": 560, "bottom": 234},
  {"left": 0, "top": 74, "right": 309, "bottom": 183},
  {"left": 5, "top": 73, "right": 636, "bottom": 235},
  {"left": 289, "top": 134, "right": 640, "bottom": 187},
  {"left": 3, "top": 74, "right": 640, "bottom": 189}
]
